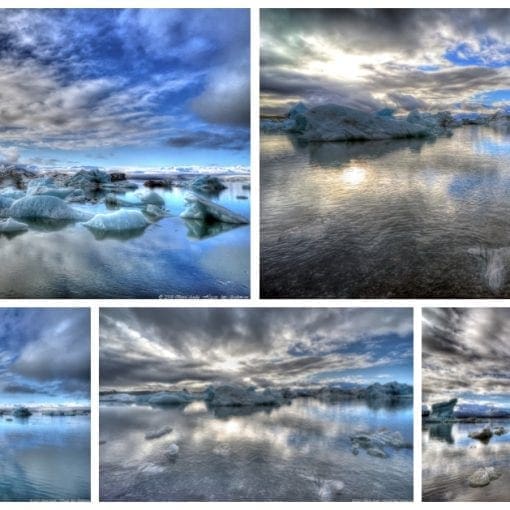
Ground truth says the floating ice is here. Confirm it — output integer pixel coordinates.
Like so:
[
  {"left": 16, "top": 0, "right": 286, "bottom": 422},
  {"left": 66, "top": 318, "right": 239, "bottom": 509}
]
[
  {"left": 0, "top": 188, "right": 25, "bottom": 200},
  {"left": 144, "top": 204, "right": 166, "bottom": 219},
  {"left": 468, "top": 467, "right": 501, "bottom": 487},
  {"left": 148, "top": 391, "right": 192, "bottom": 406},
  {"left": 82, "top": 209, "right": 149, "bottom": 232},
  {"left": 139, "top": 190, "right": 165, "bottom": 207},
  {"left": 180, "top": 193, "right": 248, "bottom": 224},
  {"left": 9, "top": 195, "right": 92, "bottom": 221},
  {"left": 145, "top": 426, "right": 173, "bottom": 440},
  {"left": 191, "top": 175, "right": 227, "bottom": 194},
  {"left": 0, "top": 195, "right": 14, "bottom": 217},
  {"left": 166, "top": 443, "right": 179, "bottom": 457},
  {"left": 0, "top": 218, "right": 29, "bottom": 233}
]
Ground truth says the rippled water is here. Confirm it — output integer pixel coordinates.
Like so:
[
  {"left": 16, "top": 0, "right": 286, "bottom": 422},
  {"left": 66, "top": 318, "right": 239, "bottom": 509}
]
[
  {"left": 0, "top": 180, "right": 250, "bottom": 298},
  {"left": 422, "top": 420, "right": 510, "bottom": 501},
  {"left": 261, "top": 126, "right": 510, "bottom": 297},
  {"left": 100, "top": 399, "right": 412, "bottom": 501},
  {"left": 0, "top": 414, "right": 90, "bottom": 501}
]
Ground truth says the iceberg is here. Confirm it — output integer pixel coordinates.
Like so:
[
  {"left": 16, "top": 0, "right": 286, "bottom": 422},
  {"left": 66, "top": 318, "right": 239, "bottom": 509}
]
[
  {"left": 166, "top": 443, "right": 179, "bottom": 457},
  {"left": 82, "top": 209, "right": 150, "bottom": 232},
  {"left": 262, "top": 102, "right": 460, "bottom": 142},
  {"left": 9, "top": 195, "right": 92, "bottom": 221},
  {"left": 65, "top": 168, "right": 111, "bottom": 189},
  {"left": 144, "top": 204, "right": 166, "bottom": 219},
  {"left": 180, "top": 193, "right": 249, "bottom": 224},
  {"left": 191, "top": 175, "right": 227, "bottom": 194},
  {"left": 0, "top": 188, "right": 25, "bottom": 200},
  {"left": 427, "top": 398, "right": 457, "bottom": 422},
  {"left": 27, "top": 177, "right": 74, "bottom": 199},
  {"left": 0, "top": 195, "right": 14, "bottom": 217},
  {"left": 13, "top": 406, "right": 32, "bottom": 418},
  {"left": 468, "top": 426, "right": 493, "bottom": 442},
  {"left": 468, "top": 467, "right": 501, "bottom": 487},
  {"left": 0, "top": 218, "right": 29, "bottom": 233},
  {"left": 297, "top": 104, "right": 432, "bottom": 142},
  {"left": 30, "top": 186, "right": 75, "bottom": 199},
  {"left": 147, "top": 391, "right": 193, "bottom": 406},
  {"left": 145, "top": 426, "right": 173, "bottom": 440},
  {"left": 100, "top": 393, "right": 137, "bottom": 404},
  {"left": 206, "top": 385, "right": 284, "bottom": 407},
  {"left": 139, "top": 190, "right": 165, "bottom": 207}
]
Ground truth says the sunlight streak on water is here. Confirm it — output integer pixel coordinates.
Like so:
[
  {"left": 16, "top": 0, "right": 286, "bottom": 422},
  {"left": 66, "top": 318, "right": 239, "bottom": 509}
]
[{"left": 261, "top": 126, "right": 510, "bottom": 297}]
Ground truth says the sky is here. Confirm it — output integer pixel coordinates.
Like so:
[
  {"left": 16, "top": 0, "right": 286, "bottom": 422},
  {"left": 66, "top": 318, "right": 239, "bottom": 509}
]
[
  {"left": 100, "top": 308, "right": 413, "bottom": 392},
  {"left": 261, "top": 9, "right": 510, "bottom": 116},
  {"left": 0, "top": 309, "right": 90, "bottom": 407},
  {"left": 423, "top": 308, "right": 510, "bottom": 408},
  {"left": 0, "top": 9, "right": 250, "bottom": 171}
]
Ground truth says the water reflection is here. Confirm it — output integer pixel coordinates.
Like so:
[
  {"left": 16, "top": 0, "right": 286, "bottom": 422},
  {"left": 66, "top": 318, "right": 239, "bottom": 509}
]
[
  {"left": 100, "top": 399, "right": 413, "bottom": 501},
  {"left": 0, "top": 414, "right": 90, "bottom": 501},
  {"left": 427, "top": 423, "right": 454, "bottom": 444},
  {"left": 423, "top": 420, "right": 510, "bottom": 501},
  {"left": 0, "top": 182, "right": 250, "bottom": 298},
  {"left": 183, "top": 219, "right": 240, "bottom": 240},
  {"left": 261, "top": 126, "right": 510, "bottom": 297}
]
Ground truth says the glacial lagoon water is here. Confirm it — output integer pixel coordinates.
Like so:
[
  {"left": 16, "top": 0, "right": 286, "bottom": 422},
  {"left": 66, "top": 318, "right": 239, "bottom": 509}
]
[
  {"left": 0, "top": 180, "right": 250, "bottom": 298},
  {"left": 261, "top": 126, "right": 510, "bottom": 297},
  {"left": 100, "top": 399, "right": 413, "bottom": 501},
  {"left": 0, "top": 414, "right": 90, "bottom": 501},
  {"left": 422, "top": 420, "right": 510, "bottom": 501}
]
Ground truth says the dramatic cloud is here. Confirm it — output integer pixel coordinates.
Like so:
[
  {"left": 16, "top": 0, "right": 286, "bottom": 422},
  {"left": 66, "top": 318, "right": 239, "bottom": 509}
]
[
  {"left": 0, "top": 309, "right": 90, "bottom": 405},
  {"left": 261, "top": 9, "right": 510, "bottom": 115},
  {"left": 100, "top": 308, "right": 413, "bottom": 392},
  {"left": 423, "top": 308, "right": 510, "bottom": 406},
  {"left": 0, "top": 9, "right": 250, "bottom": 169},
  {"left": 166, "top": 128, "right": 249, "bottom": 151}
]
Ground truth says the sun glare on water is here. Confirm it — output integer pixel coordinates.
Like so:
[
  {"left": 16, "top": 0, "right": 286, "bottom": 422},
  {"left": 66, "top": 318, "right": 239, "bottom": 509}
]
[{"left": 341, "top": 165, "right": 367, "bottom": 186}]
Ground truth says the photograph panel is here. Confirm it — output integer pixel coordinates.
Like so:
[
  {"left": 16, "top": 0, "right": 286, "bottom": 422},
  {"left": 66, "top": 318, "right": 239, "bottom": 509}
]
[
  {"left": 0, "top": 8, "right": 250, "bottom": 299},
  {"left": 0, "top": 308, "right": 91, "bottom": 501},
  {"left": 261, "top": 8, "right": 510, "bottom": 298},
  {"left": 422, "top": 308, "right": 510, "bottom": 501},
  {"left": 100, "top": 307, "right": 413, "bottom": 501}
]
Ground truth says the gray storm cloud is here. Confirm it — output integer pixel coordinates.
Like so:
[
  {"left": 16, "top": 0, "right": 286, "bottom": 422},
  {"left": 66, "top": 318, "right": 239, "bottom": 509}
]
[
  {"left": 422, "top": 308, "right": 510, "bottom": 404},
  {"left": 261, "top": 9, "right": 510, "bottom": 115},
  {"left": 99, "top": 308, "right": 412, "bottom": 392},
  {"left": 0, "top": 308, "right": 90, "bottom": 398}
]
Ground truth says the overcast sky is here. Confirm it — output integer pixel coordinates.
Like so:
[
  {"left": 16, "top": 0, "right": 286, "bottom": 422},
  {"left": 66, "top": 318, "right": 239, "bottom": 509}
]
[
  {"left": 0, "top": 309, "right": 90, "bottom": 407},
  {"left": 423, "top": 308, "right": 510, "bottom": 407},
  {"left": 261, "top": 9, "right": 510, "bottom": 116},
  {"left": 100, "top": 308, "right": 413, "bottom": 392},
  {"left": 0, "top": 9, "right": 249, "bottom": 170}
]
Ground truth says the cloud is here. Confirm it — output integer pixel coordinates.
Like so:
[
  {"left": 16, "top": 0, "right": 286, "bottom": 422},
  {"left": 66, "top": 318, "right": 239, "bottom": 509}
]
[
  {"left": 192, "top": 69, "right": 250, "bottom": 127},
  {"left": 0, "top": 308, "right": 90, "bottom": 399},
  {"left": 0, "top": 9, "right": 250, "bottom": 159},
  {"left": 166, "top": 129, "right": 249, "bottom": 151},
  {"left": 422, "top": 308, "right": 510, "bottom": 404},
  {"left": 261, "top": 9, "right": 510, "bottom": 115},
  {"left": 0, "top": 146, "right": 20, "bottom": 164},
  {"left": 100, "top": 308, "right": 412, "bottom": 391}
]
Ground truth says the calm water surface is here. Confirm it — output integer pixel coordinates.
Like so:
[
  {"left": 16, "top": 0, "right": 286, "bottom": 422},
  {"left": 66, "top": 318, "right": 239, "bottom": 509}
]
[
  {"left": 261, "top": 126, "right": 510, "bottom": 297},
  {"left": 0, "top": 414, "right": 90, "bottom": 501},
  {"left": 423, "top": 420, "right": 510, "bottom": 501},
  {"left": 100, "top": 399, "right": 412, "bottom": 501},
  {"left": 0, "top": 180, "right": 249, "bottom": 298}
]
